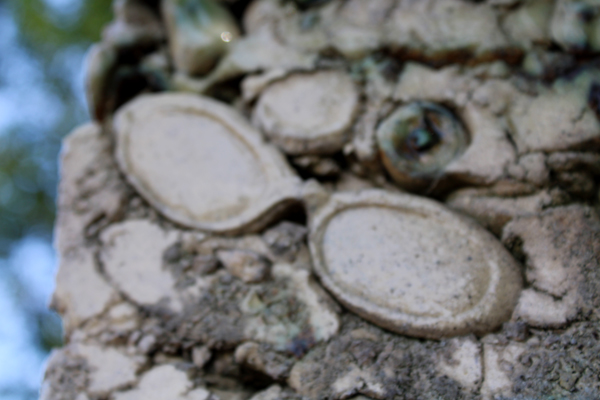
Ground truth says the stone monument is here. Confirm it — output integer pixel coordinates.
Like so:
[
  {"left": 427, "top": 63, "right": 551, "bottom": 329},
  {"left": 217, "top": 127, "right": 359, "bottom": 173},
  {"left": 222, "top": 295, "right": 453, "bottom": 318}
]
[{"left": 42, "top": 0, "right": 600, "bottom": 399}]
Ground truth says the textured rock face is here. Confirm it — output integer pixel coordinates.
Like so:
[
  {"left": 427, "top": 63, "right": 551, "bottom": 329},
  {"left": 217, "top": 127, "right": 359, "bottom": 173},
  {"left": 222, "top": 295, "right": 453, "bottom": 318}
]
[{"left": 45, "top": 0, "right": 600, "bottom": 399}]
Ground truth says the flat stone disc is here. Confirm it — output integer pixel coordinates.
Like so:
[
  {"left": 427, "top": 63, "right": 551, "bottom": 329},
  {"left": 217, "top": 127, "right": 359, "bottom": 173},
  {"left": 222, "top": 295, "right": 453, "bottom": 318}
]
[
  {"left": 309, "top": 190, "right": 522, "bottom": 339},
  {"left": 254, "top": 70, "right": 359, "bottom": 155},
  {"left": 114, "top": 93, "right": 302, "bottom": 234}
]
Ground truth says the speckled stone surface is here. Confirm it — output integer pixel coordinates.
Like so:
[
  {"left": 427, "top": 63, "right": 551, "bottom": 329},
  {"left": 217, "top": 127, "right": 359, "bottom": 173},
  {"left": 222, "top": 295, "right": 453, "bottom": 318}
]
[{"left": 45, "top": 1, "right": 600, "bottom": 399}]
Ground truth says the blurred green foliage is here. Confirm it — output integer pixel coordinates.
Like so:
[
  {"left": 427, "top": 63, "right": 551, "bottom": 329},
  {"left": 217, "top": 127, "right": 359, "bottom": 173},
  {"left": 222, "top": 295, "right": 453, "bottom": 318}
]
[
  {"left": 0, "top": 1, "right": 113, "bottom": 398},
  {"left": 0, "top": 0, "right": 112, "bottom": 256},
  {"left": 10, "top": 0, "right": 110, "bottom": 52}
]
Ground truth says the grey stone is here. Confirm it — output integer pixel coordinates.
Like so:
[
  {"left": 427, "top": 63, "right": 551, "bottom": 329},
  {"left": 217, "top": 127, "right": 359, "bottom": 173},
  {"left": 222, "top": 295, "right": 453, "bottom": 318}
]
[
  {"left": 113, "top": 93, "right": 303, "bottom": 235},
  {"left": 309, "top": 190, "right": 523, "bottom": 339}
]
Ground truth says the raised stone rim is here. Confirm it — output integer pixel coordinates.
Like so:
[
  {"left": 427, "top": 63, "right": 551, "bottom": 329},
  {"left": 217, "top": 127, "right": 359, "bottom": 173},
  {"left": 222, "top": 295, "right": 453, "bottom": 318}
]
[
  {"left": 253, "top": 70, "right": 360, "bottom": 155},
  {"left": 309, "top": 189, "right": 523, "bottom": 339},
  {"left": 113, "top": 93, "right": 303, "bottom": 235}
]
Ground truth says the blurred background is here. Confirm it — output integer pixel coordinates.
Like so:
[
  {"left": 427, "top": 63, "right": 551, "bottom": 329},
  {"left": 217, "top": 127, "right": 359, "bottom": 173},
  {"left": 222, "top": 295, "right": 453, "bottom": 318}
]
[{"left": 0, "top": 1, "right": 111, "bottom": 398}]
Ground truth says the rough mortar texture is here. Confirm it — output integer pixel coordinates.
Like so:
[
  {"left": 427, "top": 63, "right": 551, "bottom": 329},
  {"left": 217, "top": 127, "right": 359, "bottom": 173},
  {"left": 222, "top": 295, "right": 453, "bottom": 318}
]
[{"left": 45, "top": 0, "right": 600, "bottom": 399}]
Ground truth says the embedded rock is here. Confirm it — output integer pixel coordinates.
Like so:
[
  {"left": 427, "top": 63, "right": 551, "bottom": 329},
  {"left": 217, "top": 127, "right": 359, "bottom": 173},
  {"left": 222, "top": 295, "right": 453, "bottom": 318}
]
[
  {"left": 113, "top": 364, "right": 211, "bottom": 400},
  {"left": 436, "top": 337, "right": 482, "bottom": 391},
  {"left": 100, "top": 219, "right": 182, "bottom": 310},
  {"left": 309, "top": 190, "right": 523, "bottom": 339},
  {"left": 384, "top": 0, "right": 510, "bottom": 57},
  {"left": 216, "top": 249, "right": 271, "bottom": 283},
  {"left": 52, "top": 246, "right": 116, "bottom": 334},
  {"left": 512, "top": 288, "right": 580, "bottom": 328},
  {"left": 480, "top": 341, "right": 527, "bottom": 399},
  {"left": 446, "top": 187, "right": 567, "bottom": 236},
  {"left": 502, "top": 205, "right": 600, "bottom": 326},
  {"left": 254, "top": 70, "right": 359, "bottom": 155},
  {"left": 508, "top": 71, "right": 600, "bottom": 153},
  {"left": 74, "top": 344, "right": 142, "bottom": 396},
  {"left": 113, "top": 93, "right": 303, "bottom": 234},
  {"left": 55, "top": 123, "right": 128, "bottom": 255}
]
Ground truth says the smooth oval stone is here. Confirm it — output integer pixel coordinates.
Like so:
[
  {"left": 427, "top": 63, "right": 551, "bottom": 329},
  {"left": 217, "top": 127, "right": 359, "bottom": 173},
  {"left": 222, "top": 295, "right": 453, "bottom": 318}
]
[
  {"left": 254, "top": 70, "right": 359, "bottom": 155},
  {"left": 309, "top": 190, "right": 522, "bottom": 339},
  {"left": 114, "top": 93, "right": 302, "bottom": 234}
]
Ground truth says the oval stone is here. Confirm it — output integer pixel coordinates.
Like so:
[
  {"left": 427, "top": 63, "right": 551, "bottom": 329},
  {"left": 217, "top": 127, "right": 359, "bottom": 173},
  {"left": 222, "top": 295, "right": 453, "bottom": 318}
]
[
  {"left": 254, "top": 70, "right": 359, "bottom": 155},
  {"left": 113, "top": 93, "right": 302, "bottom": 234},
  {"left": 309, "top": 190, "right": 522, "bottom": 339}
]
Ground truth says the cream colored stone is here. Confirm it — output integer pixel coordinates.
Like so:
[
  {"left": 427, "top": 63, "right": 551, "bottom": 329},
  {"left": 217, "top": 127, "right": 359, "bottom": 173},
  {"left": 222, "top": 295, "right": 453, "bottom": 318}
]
[
  {"left": 512, "top": 288, "right": 579, "bottom": 328},
  {"left": 331, "top": 364, "right": 386, "bottom": 399},
  {"left": 309, "top": 190, "right": 523, "bottom": 339},
  {"left": 108, "top": 302, "right": 138, "bottom": 321},
  {"left": 258, "top": 0, "right": 509, "bottom": 59},
  {"left": 55, "top": 123, "right": 127, "bottom": 256},
  {"left": 502, "top": 206, "right": 589, "bottom": 298},
  {"left": 100, "top": 219, "right": 181, "bottom": 310},
  {"left": 254, "top": 70, "right": 359, "bottom": 155},
  {"left": 192, "top": 345, "right": 212, "bottom": 368},
  {"left": 394, "top": 63, "right": 473, "bottom": 106},
  {"left": 326, "top": 0, "right": 395, "bottom": 59},
  {"left": 471, "top": 79, "right": 517, "bottom": 115},
  {"left": 444, "top": 104, "right": 516, "bottom": 185},
  {"left": 75, "top": 344, "right": 140, "bottom": 396},
  {"left": 52, "top": 246, "right": 116, "bottom": 333},
  {"left": 437, "top": 337, "right": 482, "bottom": 390},
  {"left": 242, "top": 0, "right": 282, "bottom": 35},
  {"left": 502, "top": 0, "right": 554, "bottom": 48},
  {"left": 508, "top": 71, "right": 600, "bottom": 154},
  {"left": 481, "top": 342, "right": 526, "bottom": 400},
  {"left": 241, "top": 68, "right": 289, "bottom": 102},
  {"left": 384, "top": 0, "right": 509, "bottom": 56},
  {"left": 515, "top": 153, "right": 550, "bottom": 186},
  {"left": 114, "top": 93, "right": 303, "bottom": 235},
  {"left": 446, "top": 188, "right": 561, "bottom": 236},
  {"left": 551, "top": 0, "right": 600, "bottom": 52},
  {"left": 113, "top": 364, "right": 210, "bottom": 400},
  {"left": 216, "top": 249, "right": 270, "bottom": 283}
]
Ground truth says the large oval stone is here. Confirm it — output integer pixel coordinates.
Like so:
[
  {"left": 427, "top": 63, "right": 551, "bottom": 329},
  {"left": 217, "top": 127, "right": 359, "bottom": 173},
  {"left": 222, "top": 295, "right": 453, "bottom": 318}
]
[
  {"left": 309, "top": 190, "right": 522, "bottom": 339},
  {"left": 113, "top": 93, "right": 302, "bottom": 234}
]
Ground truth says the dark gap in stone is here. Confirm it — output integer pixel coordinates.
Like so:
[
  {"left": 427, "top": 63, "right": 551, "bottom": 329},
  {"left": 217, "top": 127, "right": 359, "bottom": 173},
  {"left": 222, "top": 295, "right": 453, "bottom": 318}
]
[
  {"left": 226, "top": 0, "right": 254, "bottom": 27},
  {"left": 588, "top": 81, "right": 600, "bottom": 120},
  {"left": 278, "top": 202, "right": 307, "bottom": 227},
  {"left": 206, "top": 76, "right": 245, "bottom": 105}
]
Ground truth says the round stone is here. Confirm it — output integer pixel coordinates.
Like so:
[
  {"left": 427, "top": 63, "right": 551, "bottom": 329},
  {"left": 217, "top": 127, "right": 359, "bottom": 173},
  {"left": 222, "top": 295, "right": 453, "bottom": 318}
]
[
  {"left": 113, "top": 93, "right": 302, "bottom": 234},
  {"left": 309, "top": 190, "right": 523, "bottom": 339},
  {"left": 254, "top": 70, "right": 359, "bottom": 155}
]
